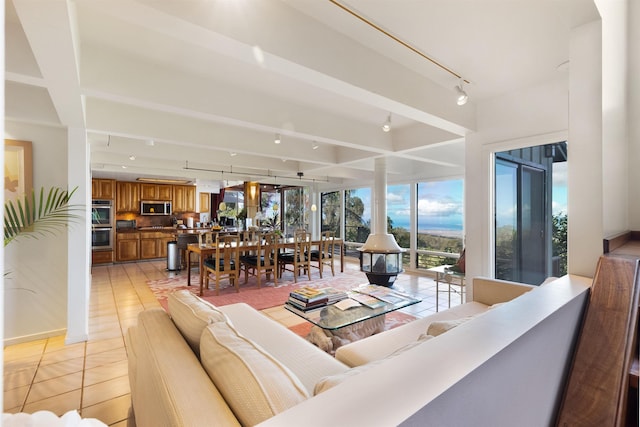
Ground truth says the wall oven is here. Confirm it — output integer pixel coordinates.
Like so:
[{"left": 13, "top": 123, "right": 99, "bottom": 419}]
[
  {"left": 92, "top": 200, "right": 113, "bottom": 250},
  {"left": 92, "top": 200, "right": 113, "bottom": 227},
  {"left": 92, "top": 226, "right": 113, "bottom": 250}
]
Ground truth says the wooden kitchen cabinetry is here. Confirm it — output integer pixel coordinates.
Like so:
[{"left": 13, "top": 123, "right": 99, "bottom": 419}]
[
  {"left": 116, "top": 232, "right": 140, "bottom": 261},
  {"left": 116, "top": 182, "right": 140, "bottom": 213},
  {"left": 92, "top": 179, "right": 115, "bottom": 200},
  {"left": 92, "top": 250, "right": 113, "bottom": 264},
  {"left": 140, "top": 183, "right": 173, "bottom": 201},
  {"left": 140, "top": 232, "right": 175, "bottom": 259},
  {"left": 199, "top": 192, "right": 210, "bottom": 213},
  {"left": 173, "top": 185, "right": 196, "bottom": 213}
]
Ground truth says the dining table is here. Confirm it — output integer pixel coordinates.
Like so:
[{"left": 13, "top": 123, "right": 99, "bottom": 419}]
[{"left": 185, "top": 236, "right": 345, "bottom": 289}]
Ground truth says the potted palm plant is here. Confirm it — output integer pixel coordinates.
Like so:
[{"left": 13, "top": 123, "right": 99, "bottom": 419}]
[{"left": 5, "top": 186, "right": 82, "bottom": 253}]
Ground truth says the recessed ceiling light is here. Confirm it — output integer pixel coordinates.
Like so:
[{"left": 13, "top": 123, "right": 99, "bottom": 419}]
[
  {"left": 274, "top": 134, "right": 281, "bottom": 144},
  {"left": 145, "top": 139, "right": 155, "bottom": 146},
  {"left": 312, "top": 142, "right": 319, "bottom": 150},
  {"left": 230, "top": 152, "right": 237, "bottom": 157},
  {"left": 129, "top": 155, "right": 136, "bottom": 160},
  {"left": 121, "top": 165, "right": 127, "bottom": 169}
]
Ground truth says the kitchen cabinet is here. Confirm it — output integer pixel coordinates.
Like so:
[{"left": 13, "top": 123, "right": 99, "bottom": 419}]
[
  {"left": 116, "top": 182, "right": 140, "bottom": 213},
  {"left": 92, "top": 250, "right": 113, "bottom": 264},
  {"left": 116, "top": 232, "right": 140, "bottom": 261},
  {"left": 140, "top": 232, "right": 175, "bottom": 259},
  {"left": 141, "top": 183, "right": 172, "bottom": 201},
  {"left": 92, "top": 179, "right": 115, "bottom": 200},
  {"left": 199, "top": 192, "right": 210, "bottom": 213},
  {"left": 173, "top": 185, "right": 196, "bottom": 213}
]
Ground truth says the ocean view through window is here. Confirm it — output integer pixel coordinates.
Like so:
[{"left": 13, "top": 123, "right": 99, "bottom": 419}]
[{"left": 416, "top": 180, "right": 464, "bottom": 269}]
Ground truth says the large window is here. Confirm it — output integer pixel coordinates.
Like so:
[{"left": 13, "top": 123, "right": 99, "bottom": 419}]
[
  {"left": 416, "top": 180, "right": 464, "bottom": 269},
  {"left": 320, "top": 191, "right": 341, "bottom": 238},
  {"left": 283, "top": 187, "right": 309, "bottom": 236},
  {"left": 260, "top": 189, "right": 281, "bottom": 230},
  {"left": 344, "top": 188, "right": 371, "bottom": 243}
]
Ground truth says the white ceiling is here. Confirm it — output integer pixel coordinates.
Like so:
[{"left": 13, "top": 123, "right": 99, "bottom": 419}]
[{"left": 5, "top": 0, "right": 598, "bottom": 188}]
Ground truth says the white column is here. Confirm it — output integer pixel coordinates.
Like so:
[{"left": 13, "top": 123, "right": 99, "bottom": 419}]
[
  {"left": 66, "top": 128, "right": 90, "bottom": 344},
  {"left": 568, "top": 20, "right": 603, "bottom": 277},
  {"left": 373, "top": 157, "right": 387, "bottom": 235}
]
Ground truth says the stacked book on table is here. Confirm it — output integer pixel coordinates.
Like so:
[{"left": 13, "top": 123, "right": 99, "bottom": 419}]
[{"left": 286, "top": 286, "right": 348, "bottom": 311}]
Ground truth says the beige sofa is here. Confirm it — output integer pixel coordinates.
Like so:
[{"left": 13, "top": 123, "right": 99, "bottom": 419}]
[
  {"left": 126, "top": 290, "right": 349, "bottom": 427},
  {"left": 126, "top": 275, "right": 591, "bottom": 427},
  {"left": 335, "top": 276, "right": 536, "bottom": 367}
]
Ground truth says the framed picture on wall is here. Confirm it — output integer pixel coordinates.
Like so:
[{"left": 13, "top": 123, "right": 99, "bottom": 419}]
[{"left": 4, "top": 139, "right": 33, "bottom": 205}]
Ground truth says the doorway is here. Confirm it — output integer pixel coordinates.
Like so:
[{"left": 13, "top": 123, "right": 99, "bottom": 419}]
[{"left": 494, "top": 143, "right": 567, "bottom": 285}]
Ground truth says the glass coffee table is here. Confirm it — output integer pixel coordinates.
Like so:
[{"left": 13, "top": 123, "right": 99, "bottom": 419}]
[{"left": 285, "top": 284, "right": 421, "bottom": 352}]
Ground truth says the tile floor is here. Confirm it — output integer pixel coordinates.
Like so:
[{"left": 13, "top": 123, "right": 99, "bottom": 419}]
[{"left": 3, "top": 258, "right": 460, "bottom": 425}]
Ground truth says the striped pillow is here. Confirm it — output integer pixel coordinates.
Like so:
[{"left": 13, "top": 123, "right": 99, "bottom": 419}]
[
  {"left": 200, "top": 321, "right": 309, "bottom": 426},
  {"left": 167, "top": 290, "right": 228, "bottom": 357}
]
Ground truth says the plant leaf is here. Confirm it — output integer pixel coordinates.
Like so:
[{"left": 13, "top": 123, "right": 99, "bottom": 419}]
[{"left": 4, "top": 186, "right": 82, "bottom": 247}]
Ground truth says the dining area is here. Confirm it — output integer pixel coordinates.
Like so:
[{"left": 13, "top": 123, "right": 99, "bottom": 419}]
[{"left": 184, "top": 230, "right": 344, "bottom": 296}]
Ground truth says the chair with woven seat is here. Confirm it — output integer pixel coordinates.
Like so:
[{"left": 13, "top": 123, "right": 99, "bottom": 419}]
[
  {"left": 279, "top": 230, "right": 311, "bottom": 282},
  {"left": 241, "top": 232, "right": 279, "bottom": 288},
  {"left": 309, "top": 230, "right": 336, "bottom": 278},
  {"left": 202, "top": 233, "right": 240, "bottom": 296}
]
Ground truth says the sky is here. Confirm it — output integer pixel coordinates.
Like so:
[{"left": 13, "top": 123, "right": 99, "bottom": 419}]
[{"left": 347, "top": 161, "right": 566, "bottom": 233}]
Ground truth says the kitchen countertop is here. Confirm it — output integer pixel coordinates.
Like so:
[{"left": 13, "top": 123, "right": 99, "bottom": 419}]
[{"left": 116, "top": 227, "right": 227, "bottom": 234}]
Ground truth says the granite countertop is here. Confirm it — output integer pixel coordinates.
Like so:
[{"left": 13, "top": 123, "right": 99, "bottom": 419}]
[{"left": 115, "top": 227, "right": 218, "bottom": 234}]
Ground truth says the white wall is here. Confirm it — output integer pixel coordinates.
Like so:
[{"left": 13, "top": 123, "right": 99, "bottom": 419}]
[
  {"left": 464, "top": 77, "right": 569, "bottom": 284},
  {"left": 598, "top": 0, "right": 629, "bottom": 236},
  {"left": 629, "top": 0, "right": 640, "bottom": 230},
  {"left": 4, "top": 121, "right": 70, "bottom": 343}
]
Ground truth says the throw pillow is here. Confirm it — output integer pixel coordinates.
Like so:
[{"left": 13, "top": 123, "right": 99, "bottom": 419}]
[
  {"left": 200, "top": 321, "right": 309, "bottom": 426},
  {"left": 167, "top": 290, "right": 229, "bottom": 357},
  {"left": 426, "top": 317, "right": 472, "bottom": 337}
]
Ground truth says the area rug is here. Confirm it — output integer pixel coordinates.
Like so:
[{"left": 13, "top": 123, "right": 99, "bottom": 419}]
[{"left": 146, "top": 270, "right": 417, "bottom": 338}]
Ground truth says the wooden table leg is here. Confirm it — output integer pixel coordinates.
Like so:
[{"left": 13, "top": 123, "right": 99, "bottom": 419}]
[
  {"left": 340, "top": 242, "right": 344, "bottom": 273},
  {"left": 187, "top": 248, "right": 192, "bottom": 286}
]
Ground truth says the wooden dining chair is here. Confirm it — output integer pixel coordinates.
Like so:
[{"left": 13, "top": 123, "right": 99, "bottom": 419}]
[
  {"left": 279, "top": 230, "right": 311, "bottom": 282},
  {"left": 202, "top": 233, "right": 240, "bottom": 296},
  {"left": 309, "top": 230, "right": 336, "bottom": 278},
  {"left": 241, "top": 232, "right": 278, "bottom": 288},
  {"left": 238, "top": 230, "right": 259, "bottom": 277}
]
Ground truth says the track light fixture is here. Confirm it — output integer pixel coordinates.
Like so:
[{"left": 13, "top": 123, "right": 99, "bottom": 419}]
[
  {"left": 274, "top": 134, "right": 281, "bottom": 144},
  {"left": 455, "top": 79, "right": 468, "bottom": 106},
  {"left": 382, "top": 114, "right": 391, "bottom": 132}
]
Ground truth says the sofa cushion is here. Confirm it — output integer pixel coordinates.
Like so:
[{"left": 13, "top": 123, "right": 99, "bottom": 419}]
[
  {"left": 426, "top": 317, "right": 473, "bottom": 336},
  {"left": 313, "top": 334, "right": 433, "bottom": 395},
  {"left": 200, "top": 321, "right": 309, "bottom": 426},
  {"left": 218, "top": 303, "right": 350, "bottom": 394},
  {"left": 168, "top": 290, "right": 229, "bottom": 357}
]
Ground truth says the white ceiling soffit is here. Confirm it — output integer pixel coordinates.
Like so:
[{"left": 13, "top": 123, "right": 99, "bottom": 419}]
[{"left": 6, "top": 0, "right": 599, "bottom": 187}]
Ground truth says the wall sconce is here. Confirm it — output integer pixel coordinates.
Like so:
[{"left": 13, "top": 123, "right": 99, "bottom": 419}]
[
  {"left": 218, "top": 202, "right": 227, "bottom": 212},
  {"left": 249, "top": 184, "right": 257, "bottom": 199},
  {"left": 311, "top": 204, "right": 317, "bottom": 212}
]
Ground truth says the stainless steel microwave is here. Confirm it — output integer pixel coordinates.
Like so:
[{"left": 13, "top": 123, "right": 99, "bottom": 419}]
[{"left": 141, "top": 201, "right": 172, "bottom": 215}]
